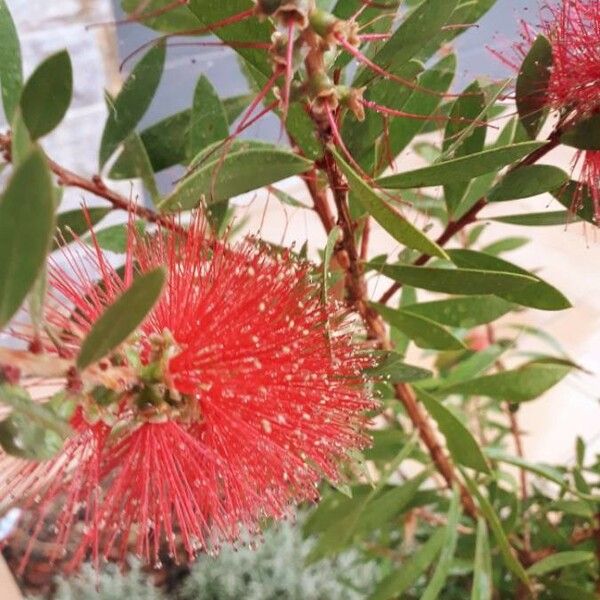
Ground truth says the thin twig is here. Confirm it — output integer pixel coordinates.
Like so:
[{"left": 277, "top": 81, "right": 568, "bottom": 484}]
[{"left": 0, "top": 132, "right": 186, "bottom": 235}]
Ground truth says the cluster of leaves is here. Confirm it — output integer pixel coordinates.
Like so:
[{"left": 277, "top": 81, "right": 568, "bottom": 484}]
[{"left": 0, "top": 0, "right": 599, "bottom": 598}]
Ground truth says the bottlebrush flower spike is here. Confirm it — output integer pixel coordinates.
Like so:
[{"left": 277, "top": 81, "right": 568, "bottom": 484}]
[
  {"left": 0, "top": 215, "right": 373, "bottom": 571},
  {"left": 541, "top": 0, "right": 600, "bottom": 219}
]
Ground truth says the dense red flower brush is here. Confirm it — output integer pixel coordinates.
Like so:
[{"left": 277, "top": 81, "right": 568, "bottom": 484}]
[
  {"left": 0, "top": 216, "right": 373, "bottom": 571},
  {"left": 495, "top": 1, "right": 600, "bottom": 218},
  {"left": 540, "top": 0, "right": 600, "bottom": 219}
]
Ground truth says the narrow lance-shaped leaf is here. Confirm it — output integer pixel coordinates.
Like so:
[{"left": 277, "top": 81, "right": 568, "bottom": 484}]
[
  {"left": 516, "top": 35, "right": 552, "bottom": 139},
  {"left": 188, "top": 75, "right": 229, "bottom": 159},
  {"left": 120, "top": 0, "right": 202, "bottom": 32},
  {"left": 372, "top": 303, "right": 466, "bottom": 351},
  {"left": 369, "top": 527, "right": 446, "bottom": 600},
  {"left": 383, "top": 54, "right": 457, "bottom": 166},
  {"left": 443, "top": 81, "right": 487, "bottom": 215},
  {"left": 119, "top": 133, "right": 161, "bottom": 204},
  {"left": 99, "top": 42, "right": 166, "bottom": 168},
  {"left": 109, "top": 94, "right": 252, "bottom": 178},
  {"left": 369, "top": 261, "right": 548, "bottom": 310},
  {"left": 421, "top": 486, "right": 462, "bottom": 600},
  {"left": 471, "top": 519, "right": 493, "bottom": 600},
  {"left": 333, "top": 148, "right": 449, "bottom": 259},
  {"left": 462, "top": 471, "right": 531, "bottom": 587},
  {"left": 77, "top": 267, "right": 166, "bottom": 369},
  {"left": 377, "top": 141, "right": 544, "bottom": 189},
  {"left": 487, "top": 165, "right": 569, "bottom": 202},
  {"left": 489, "top": 210, "right": 575, "bottom": 227},
  {"left": 438, "top": 361, "right": 572, "bottom": 402},
  {"left": 446, "top": 249, "right": 570, "bottom": 311},
  {"left": 366, "top": 351, "right": 433, "bottom": 383},
  {"left": 53, "top": 207, "right": 111, "bottom": 249},
  {"left": 159, "top": 141, "right": 312, "bottom": 211},
  {"left": 20, "top": 50, "right": 73, "bottom": 139},
  {"left": 187, "top": 0, "right": 272, "bottom": 77},
  {"left": 0, "top": 0, "right": 22, "bottom": 123},
  {"left": 402, "top": 295, "right": 513, "bottom": 328},
  {"left": 527, "top": 551, "right": 595, "bottom": 577},
  {"left": 0, "top": 149, "right": 55, "bottom": 329},
  {"left": 416, "top": 388, "right": 490, "bottom": 473},
  {"left": 354, "top": 0, "right": 458, "bottom": 87},
  {"left": 561, "top": 113, "right": 600, "bottom": 151},
  {"left": 322, "top": 226, "right": 341, "bottom": 303},
  {"left": 484, "top": 448, "right": 565, "bottom": 485}
]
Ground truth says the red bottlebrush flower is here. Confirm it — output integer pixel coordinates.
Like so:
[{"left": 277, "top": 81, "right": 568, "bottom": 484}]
[
  {"left": 493, "top": 1, "right": 600, "bottom": 220},
  {"left": 540, "top": 0, "right": 600, "bottom": 219},
  {"left": 541, "top": 0, "right": 600, "bottom": 118},
  {"left": 0, "top": 215, "right": 373, "bottom": 570}
]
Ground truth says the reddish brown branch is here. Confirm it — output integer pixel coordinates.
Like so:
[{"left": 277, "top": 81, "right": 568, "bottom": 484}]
[
  {"left": 0, "top": 132, "right": 186, "bottom": 235},
  {"left": 318, "top": 143, "right": 478, "bottom": 519}
]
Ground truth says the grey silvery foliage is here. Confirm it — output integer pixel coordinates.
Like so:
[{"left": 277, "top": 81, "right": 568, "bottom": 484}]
[
  {"left": 28, "top": 562, "right": 162, "bottom": 600},
  {"left": 27, "top": 518, "right": 378, "bottom": 599},
  {"left": 180, "top": 518, "right": 378, "bottom": 600}
]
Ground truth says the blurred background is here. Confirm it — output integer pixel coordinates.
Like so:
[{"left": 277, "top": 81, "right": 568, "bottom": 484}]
[{"left": 2, "top": 0, "right": 599, "bottom": 488}]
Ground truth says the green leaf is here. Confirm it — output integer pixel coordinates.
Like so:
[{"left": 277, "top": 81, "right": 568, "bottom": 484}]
[
  {"left": 372, "top": 303, "right": 466, "bottom": 351},
  {"left": 489, "top": 210, "right": 574, "bottom": 226},
  {"left": 0, "top": 385, "right": 71, "bottom": 460},
  {"left": 516, "top": 35, "right": 552, "bottom": 138},
  {"left": 446, "top": 249, "right": 570, "bottom": 311},
  {"left": 354, "top": 0, "right": 458, "bottom": 87},
  {"left": 462, "top": 472, "right": 530, "bottom": 587},
  {"left": 481, "top": 237, "right": 529, "bottom": 255},
  {"left": 553, "top": 180, "right": 596, "bottom": 225},
  {"left": 421, "top": 486, "right": 462, "bottom": 600},
  {"left": 119, "top": 133, "right": 161, "bottom": 203},
  {"left": 416, "top": 388, "right": 490, "bottom": 473},
  {"left": 527, "top": 551, "right": 595, "bottom": 577},
  {"left": 0, "top": 149, "right": 55, "bottom": 329},
  {"left": 20, "top": 50, "right": 73, "bottom": 139},
  {"left": 561, "top": 113, "right": 600, "bottom": 151},
  {"left": 471, "top": 519, "right": 493, "bottom": 600},
  {"left": 109, "top": 94, "right": 252, "bottom": 178},
  {"left": 366, "top": 352, "right": 433, "bottom": 382},
  {"left": 382, "top": 54, "right": 457, "bottom": 167},
  {"left": 320, "top": 470, "right": 429, "bottom": 561},
  {"left": 54, "top": 207, "right": 111, "bottom": 248},
  {"left": 188, "top": 75, "right": 229, "bottom": 159},
  {"left": 438, "top": 361, "right": 571, "bottom": 402},
  {"left": 187, "top": 1, "right": 272, "bottom": 77},
  {"left": 333, "top": 149, "right": 448, "bottom": 259},
  {"left": 322, "top": 226, "right": 341, "bottom": 303},
  {"left": 77, "top": 267, "right": 166, "bottom": 369},
  {"left": 369, "top": 527, "right": 446, "bottom": 600},
  {"left": 443, "top": 81, "right": 487, "bottom": 215},
  {"left": 10, "top": 109, "right": 32, "bottom": 166},
  {"left": 160, "top": 141, "right": 312, "bottom": 211},
  {"left": 0, "top": 0, "right": 22, "bottom": 123},
  {"left": 377, "top": 142, "right": 544, "bottom": 189},
  {"left": 99, "top": 42, "right": 166, "bottom": 168},
  {"left": 0, "top": 384, "right": 70, "bottom": 437},
  {"left": 121, "top": 0, "right": 202, "bottom": 32},
  {"left": 484, "top": 447, "right": 565, "bottom": 485},
  {"left": 402, "top": 295, "right": 513, "bottom": 328},
  {"left": 86, "top": 221, "right": 144, "bottom": 254},
  {"left": 488, "top": 165, "right": 569, "bottom": 202},
  {"left": 370, "top": 262, "right": 542, "bottom": 307}
]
